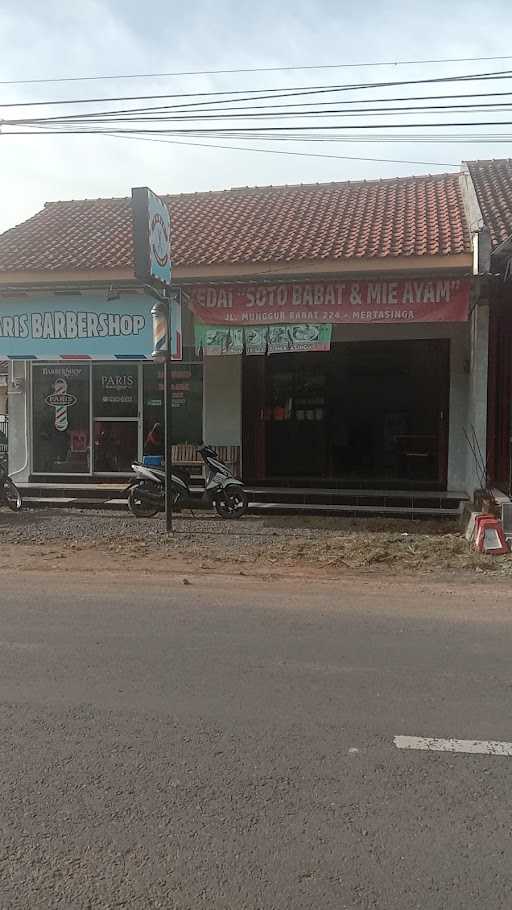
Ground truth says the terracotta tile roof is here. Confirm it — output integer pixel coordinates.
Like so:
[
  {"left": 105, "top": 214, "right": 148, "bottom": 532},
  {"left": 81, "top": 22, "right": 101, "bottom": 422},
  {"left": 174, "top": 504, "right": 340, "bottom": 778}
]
[
  {"left": 466, "top": 158, "right": 512, "bottom": 248},
  {"left": 0, "top": 173, "right": 470, "bottom": 275}
]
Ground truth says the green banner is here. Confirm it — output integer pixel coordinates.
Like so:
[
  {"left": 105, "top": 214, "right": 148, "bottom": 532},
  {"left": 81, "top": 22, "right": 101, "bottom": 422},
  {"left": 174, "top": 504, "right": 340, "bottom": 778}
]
[
  {"left": 245, "top": 326, "right": 269, "bottom": 355},
  {"left": 268, "top": 323, "right": 332, "bottom": 354},
  {"left": 195, "top": 322, "right": 332, "bottom": 355},
  {"left": 195, "top": 325, "right": 243, "bottom": 355}
]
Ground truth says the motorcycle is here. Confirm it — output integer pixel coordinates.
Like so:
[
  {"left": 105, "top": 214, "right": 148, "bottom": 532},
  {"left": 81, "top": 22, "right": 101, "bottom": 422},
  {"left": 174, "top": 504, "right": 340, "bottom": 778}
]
[
  {"left": 0, "top": 451, "right": 22, "bottom": 512},
  {"left": 127, "top": 444, "right": 249, "bottom": 520}
]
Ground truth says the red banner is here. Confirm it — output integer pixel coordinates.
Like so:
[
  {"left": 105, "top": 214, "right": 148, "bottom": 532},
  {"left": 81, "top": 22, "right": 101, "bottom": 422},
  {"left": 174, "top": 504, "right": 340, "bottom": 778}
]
[{"left": 189, "top": 278, "right": 470, "bottom": 325}]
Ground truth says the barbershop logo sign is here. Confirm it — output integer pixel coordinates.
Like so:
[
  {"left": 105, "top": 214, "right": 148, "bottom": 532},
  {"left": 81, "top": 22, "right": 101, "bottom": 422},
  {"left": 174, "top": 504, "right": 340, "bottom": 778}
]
[
  {"left": 0, "top": 295, "right": 153, "bottom": 359},
  {"left": 0, "top": 311, "right": 145, "bottom": 340}
]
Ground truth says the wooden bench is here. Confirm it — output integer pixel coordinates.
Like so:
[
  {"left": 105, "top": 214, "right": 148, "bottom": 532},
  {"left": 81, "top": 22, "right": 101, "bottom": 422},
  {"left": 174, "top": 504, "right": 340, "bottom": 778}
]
[{"left": 171, "top": 444, "right": 241, "bottom": 478}]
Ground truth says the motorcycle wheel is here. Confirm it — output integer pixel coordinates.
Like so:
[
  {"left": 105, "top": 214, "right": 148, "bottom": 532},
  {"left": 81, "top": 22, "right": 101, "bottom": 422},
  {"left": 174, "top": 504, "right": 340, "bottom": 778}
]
[
  {"left": 214, "top": 486, "right": 248, "bottom": 520},
  {"left": 127, "top": 485, "right": 160, "bottom": 519},
  {"left": 5, "top": 478, "right": 22, "bottom": 512}
]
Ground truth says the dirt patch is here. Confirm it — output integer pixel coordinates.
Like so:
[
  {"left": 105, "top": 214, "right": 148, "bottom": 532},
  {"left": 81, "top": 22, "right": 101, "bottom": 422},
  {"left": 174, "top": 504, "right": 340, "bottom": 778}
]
[{"left": 0, "top": 509, "right": 510, "bottom": 579}]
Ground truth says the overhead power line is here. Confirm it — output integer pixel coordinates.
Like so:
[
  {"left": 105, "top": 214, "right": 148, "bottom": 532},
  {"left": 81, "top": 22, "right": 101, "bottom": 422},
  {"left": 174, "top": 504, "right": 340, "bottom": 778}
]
[
  {"left": 104, "top": 131, "right": 459, "bottom": 167},
  {"left": 2, "top": 54, "right": 512, "bottom": 85},
  {"left": 8, "top": 127, "right": 512, "bottom": 142},
  {"left": 9, "top": 99, "right": 512, "bottom": 129},
  {"left": 7, "top": 120, "right": 512, "bottom": 133},
  {"left": 6, "top": 87, "right": 512, "bottom": 129},
  {"left": 2, "top": 67, "right": 512, "bottom": 109}
]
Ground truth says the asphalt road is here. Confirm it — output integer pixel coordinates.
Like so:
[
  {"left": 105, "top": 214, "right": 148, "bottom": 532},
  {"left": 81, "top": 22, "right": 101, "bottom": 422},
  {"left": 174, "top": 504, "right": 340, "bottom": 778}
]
[{"left": 1, "top": 571, "right": 512, "bottom": 909}]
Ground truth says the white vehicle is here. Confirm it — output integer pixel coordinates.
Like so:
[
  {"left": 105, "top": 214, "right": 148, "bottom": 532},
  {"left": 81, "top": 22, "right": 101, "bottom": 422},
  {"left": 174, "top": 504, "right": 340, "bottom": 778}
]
[{"left": 127, "top": 444, "right": 248, "bottom": 520}]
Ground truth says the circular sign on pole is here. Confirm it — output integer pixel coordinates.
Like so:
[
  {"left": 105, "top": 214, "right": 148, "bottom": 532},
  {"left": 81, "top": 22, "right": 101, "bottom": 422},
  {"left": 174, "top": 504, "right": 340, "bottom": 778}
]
[
  {"left": 150, "top": 212, "right": 170, "bottom": 269},
  {"left": 132, "top": 187, "right": 172, "bottom": 287}
]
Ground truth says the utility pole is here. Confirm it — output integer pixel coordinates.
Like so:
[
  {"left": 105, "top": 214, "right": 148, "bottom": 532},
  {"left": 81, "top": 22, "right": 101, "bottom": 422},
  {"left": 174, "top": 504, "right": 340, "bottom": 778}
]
[
  {"left": 151, "top": 297, "right": 173, "bottom": 532},
  {"left": 132, "top": 186, "right": 174, "bottom": 531},
  {"left": 164, "top": 339, "right": 173, "bottom": 533}
]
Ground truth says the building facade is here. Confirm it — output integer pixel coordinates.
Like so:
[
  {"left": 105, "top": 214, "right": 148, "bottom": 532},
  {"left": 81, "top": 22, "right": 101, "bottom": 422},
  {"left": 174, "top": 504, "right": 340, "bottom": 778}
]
[
  {"left": 0, "top": 170, "right": 496, "bottom": 495},
  {"left": 464, "top": 159, "right": 512, "bottom": 496}
]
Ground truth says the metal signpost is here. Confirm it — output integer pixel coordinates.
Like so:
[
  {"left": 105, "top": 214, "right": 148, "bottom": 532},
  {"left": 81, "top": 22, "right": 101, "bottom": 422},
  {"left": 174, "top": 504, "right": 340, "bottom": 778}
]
[
  {"left": 132, "top": 186, "right": 175, "bottom": 532},
  {"left": 150, "top": 298, "right": 173, "bottom": 532}
]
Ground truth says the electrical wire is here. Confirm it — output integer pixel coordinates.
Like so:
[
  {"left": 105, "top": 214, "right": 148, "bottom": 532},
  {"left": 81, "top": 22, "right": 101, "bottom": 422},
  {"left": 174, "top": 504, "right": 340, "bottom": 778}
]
[
  {"left": 4, "top": 64, "right": 512, "bottom": 151},
  {"left": 9, "top": 126, "right": 512, "bottom": 144},
  {"left": 19, "top": 118, "right": 512, "bottom": 142},
  {"left": 3, "top": 53, "right": 512, "bottom": 85},
  {"left": 100, "top": 130, "right": 459, "bottom": 167},
  {"left": 12, "top": 86, "right": 512, "bottom": 122},
  {"left": 7, "top": 120, "right": 512, "bottom": 133},
  {"left": 2, "top": 67, "right": 512, "bottom": 109},
  {"left": 10, "top": 99, "right": 512, "bottom": 129}
]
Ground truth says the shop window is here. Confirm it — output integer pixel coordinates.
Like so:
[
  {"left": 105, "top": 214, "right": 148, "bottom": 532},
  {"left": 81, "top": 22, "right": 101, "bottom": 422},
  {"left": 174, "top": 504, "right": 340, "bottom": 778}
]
[
  {"left": 143, "top": 362, "right": 203, "bottom": 455},
  {"left": 92, "top": 363, "right": 140, "bottom": 472},
  {"left": 94, "top": 421, "right": 139, "bottom": 472},
  {"left": 32, "top": 363, "right": 91, "bottom": 473},
  {"left": 266, "top": 359, "right": 327, "bottom": 477},
  {"left": 92, "top": 363, "right": 139, "bottom": 418}
]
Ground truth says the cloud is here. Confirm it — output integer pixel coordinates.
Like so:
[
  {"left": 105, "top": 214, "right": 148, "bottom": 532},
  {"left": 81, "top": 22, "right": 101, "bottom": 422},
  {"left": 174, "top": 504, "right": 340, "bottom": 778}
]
[{"left": 0, "top": 0, "right": 510, "bottom": 233}]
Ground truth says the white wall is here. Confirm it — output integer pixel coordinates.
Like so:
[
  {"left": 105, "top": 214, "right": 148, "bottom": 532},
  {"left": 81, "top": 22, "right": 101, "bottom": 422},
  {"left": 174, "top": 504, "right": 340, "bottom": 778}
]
[
  {"left": 447, "top": 330, "right": 469, "bottom": 491},
  {"left": 465, "top": 305, "right": 489, "bottom": 494},
  {"left": 203, "top": 355, "right": 242, "bottom": 446},
  {"left": 8, "top": 360, "right": 31, "bottom": 483}
]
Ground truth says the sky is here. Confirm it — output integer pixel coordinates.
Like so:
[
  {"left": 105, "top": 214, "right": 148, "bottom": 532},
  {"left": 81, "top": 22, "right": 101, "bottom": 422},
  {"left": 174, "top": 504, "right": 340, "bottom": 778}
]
[{"left": 0, "top": 0, "right": 511, "bottom": 232}]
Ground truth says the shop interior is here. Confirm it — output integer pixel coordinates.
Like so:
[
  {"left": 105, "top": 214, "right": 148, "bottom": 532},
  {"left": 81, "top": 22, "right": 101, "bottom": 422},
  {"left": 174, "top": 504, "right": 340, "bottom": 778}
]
[{"left": 244, "top": 339, "right": 450, "bottom": 486}]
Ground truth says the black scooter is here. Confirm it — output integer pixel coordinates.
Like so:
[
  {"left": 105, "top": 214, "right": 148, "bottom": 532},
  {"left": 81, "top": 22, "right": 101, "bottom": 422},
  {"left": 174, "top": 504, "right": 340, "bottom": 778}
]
[{"left": 127, "top": 444, "right": 248, "bottom": 520}]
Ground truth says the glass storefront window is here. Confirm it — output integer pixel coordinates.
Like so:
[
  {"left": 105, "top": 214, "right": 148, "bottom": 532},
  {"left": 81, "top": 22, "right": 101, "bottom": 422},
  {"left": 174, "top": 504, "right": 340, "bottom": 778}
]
[
  {"left": 143, "top": 362, "right": 203, "bottom": 454},
  {"left": 32, "top": 358, "right": 204, "bottom": 473},
  {"left": 92, "top": 363, "right": 140, "bottom": 473},
  {"left": 32, "top": 363, "right": 91, "bottom": 473},
  {"left": 93, "top": 363, "right": 139, "bottom": 418},
  {"left": 143, "top": 363, "right": 164, "bottom": 456},
  {"left": 94, "top": 420, "right": 139, "bottom": 472}
]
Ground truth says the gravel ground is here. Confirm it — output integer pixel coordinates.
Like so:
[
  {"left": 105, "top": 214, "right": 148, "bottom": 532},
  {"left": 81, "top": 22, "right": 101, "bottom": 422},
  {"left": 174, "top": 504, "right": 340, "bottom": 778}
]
[
  {"left": 1, "top": 507, "right": 511, "bottom": 576},
  {"left": 0, "top": 507, "right": 276, "bottom": 546}
]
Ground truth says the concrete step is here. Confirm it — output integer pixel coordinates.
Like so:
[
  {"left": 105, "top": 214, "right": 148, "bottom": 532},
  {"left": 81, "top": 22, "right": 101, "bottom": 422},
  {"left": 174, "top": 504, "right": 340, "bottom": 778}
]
[
  {"left": 20, "top": 483, "right": 467, "bottom": 504},
  {"left": 23, "top": 496, "right": 129, "bottom": 511},
  {"left": 22, "top": 496, "right": 462, "bottom": 520},
  {"left": 246, "top": 486, "right": 468, "bottom": 501},
  {"left": 19, "top": 482, "right": 467, "bottom": 519},
  {"left": 249, "top": 502, "right": 462, "bottom": 518},
  {"left": 19, "top": 483, "right": 128, "bottom": 500}
]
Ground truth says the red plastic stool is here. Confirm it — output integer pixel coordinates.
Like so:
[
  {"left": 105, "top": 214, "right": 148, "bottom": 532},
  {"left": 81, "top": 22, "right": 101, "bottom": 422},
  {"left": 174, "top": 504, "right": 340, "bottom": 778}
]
[{"left": 474, "top": 515, "right": 509, "bottom": 555}]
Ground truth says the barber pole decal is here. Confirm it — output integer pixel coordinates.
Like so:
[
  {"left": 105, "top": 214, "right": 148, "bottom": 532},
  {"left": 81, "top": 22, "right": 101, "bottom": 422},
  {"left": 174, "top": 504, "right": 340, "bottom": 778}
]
[
  {"left": 153, "top": 310, "right": 168, "bottom": 358},
  {"left": 54, "top": 379, "right": 68, "bottom": 431},
  {"left": 45, "top": 377, "right": 78, "bottom": 431}
]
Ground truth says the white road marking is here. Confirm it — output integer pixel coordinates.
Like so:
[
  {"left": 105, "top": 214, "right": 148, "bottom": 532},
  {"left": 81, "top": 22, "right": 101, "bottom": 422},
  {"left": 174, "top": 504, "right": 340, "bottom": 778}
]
[{"left": 394, "top": 736, "right": 512, "bottom": 756}]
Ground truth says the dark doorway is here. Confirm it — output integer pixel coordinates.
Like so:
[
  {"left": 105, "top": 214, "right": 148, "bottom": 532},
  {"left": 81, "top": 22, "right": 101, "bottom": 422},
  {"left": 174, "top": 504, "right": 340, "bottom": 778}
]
[{"left": 243, "top": 339, "right": 450, "bottom": 488}]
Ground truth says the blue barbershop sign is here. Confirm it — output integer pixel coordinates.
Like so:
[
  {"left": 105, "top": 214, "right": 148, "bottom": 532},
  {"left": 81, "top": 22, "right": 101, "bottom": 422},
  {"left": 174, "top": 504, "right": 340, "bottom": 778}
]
[
  {"left": 0, "top": 294, "right": 154, "bottom": 359},
  {"left": 132, "top": 186, "right": 172, "bottom": 287}
]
